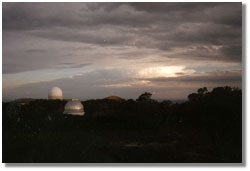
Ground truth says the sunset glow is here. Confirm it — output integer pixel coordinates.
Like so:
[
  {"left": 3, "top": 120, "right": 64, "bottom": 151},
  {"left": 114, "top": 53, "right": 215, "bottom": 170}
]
[{"left": 2, "top": 2, "right": 242, "bottom": 101}]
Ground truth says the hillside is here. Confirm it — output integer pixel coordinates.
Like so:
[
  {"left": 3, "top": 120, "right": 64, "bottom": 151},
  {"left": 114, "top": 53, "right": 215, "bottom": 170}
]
[{"left": 2, "top": 86, "right": 242, "bottom": 163}]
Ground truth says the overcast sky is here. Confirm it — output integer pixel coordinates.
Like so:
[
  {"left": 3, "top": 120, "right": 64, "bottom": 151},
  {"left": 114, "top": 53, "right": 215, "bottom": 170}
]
[{"left": 2, "top": 2, "right": 242, "bottom": 101}]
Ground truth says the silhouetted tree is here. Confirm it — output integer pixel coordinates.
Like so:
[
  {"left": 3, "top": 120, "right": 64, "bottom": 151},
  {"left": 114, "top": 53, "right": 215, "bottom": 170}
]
[
  {"left": 162, "top": 100, "right": 173, "bottom": 106},
  {"left": 197, "top": 87, "right": 208, "bottom": 95},
  {"left": 136, "top": 92, "right": 153, "bottom": 103},
  {"left": 188, "top": 93, "right": 198, "bottom": 102},
  {"left": 3, "top": 86, "right": 242, "bottom": 163}
]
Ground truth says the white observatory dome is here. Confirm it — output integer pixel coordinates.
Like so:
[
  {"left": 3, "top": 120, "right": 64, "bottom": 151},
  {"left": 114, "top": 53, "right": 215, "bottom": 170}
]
[
  {"left": 63, "top": 99, "right": 85, "bottom": 116},
  {"left": 48, "top": 86, "right": 63, "bottom": 100}
]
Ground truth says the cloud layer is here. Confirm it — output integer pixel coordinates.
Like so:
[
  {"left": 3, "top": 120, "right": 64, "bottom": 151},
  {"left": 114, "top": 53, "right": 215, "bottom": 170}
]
[{"left": 2, "top": 2, "right": 242, "bottom": 101}]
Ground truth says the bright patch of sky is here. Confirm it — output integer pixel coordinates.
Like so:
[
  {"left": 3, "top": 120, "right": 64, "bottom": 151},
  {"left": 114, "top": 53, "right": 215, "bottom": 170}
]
[{"left": 2, "top": 3, "right": 242, "bottom": 101}]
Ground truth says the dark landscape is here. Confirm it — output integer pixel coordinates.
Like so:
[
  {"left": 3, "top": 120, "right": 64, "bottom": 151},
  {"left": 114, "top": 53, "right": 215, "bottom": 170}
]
[{"left": 2, "top": 86, "right": 242, "bottom": 163}]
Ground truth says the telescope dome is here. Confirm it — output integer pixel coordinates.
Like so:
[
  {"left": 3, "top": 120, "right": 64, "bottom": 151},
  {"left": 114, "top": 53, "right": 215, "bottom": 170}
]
[
  {"left": 104, "top": 96, "right": 124, "bottom": 102},
  {"left": 48, "top": 86, "right": 63, "bottom": 100},
  {"left": 63, "top": 99, "right": 85, "bottom": 116}
]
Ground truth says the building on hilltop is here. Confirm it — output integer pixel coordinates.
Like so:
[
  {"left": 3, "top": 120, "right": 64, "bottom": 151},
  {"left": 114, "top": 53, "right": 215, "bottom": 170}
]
[
  {"left": 48, "top": 87, "right": 63, "bottom": 100},
  {"left": 104, "top": 96, "right": 125, "bottom": 102},
  {"left": 63, "top": 99, "right": 85, "bottom": 116}
]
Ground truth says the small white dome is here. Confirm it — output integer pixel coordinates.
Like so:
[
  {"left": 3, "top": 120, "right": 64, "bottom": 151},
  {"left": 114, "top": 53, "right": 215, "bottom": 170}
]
[
  {"left": 63, "top": 99, "right": 84, "bottom": 116},
  {"left": 48, "top": 86, "right": 63, "bottom": 100}
]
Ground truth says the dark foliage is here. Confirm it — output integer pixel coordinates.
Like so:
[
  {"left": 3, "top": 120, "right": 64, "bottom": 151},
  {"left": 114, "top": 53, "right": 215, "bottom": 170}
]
[
  {"left": 136, "top": 92, "right": 156, "bottom": 103},
  {"left": 2, "top": 86, "right": 242, "bottom": 163}
]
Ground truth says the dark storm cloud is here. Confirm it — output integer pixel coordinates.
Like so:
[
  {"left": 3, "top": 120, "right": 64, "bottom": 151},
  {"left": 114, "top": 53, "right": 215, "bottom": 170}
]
[
  {"left": 56, "top": 63, "right": 92, "bottom": 69},
  {"left": 220, "top": 45, "right": 242, "bottom": 60},
  {"left": 3, "top": 3, "right": 87, "bottom": 30},
  {"left": 130, "top": 3, "right": 241, "bottom": 25},
  {"left": 2, "top": 2, "right": 242, "bottom": 102},
  {"left": 26, "top": 49, "right": 48, "bottom": 53},
  {"left": 30, "top": 27, "right": 134, "bottom": 46},
  {"left": 3, "top": 2, "right": 241, "bottom": 33},
  {"left": 2, "top": 2, "right": 242, "bottom": 73},
  {"left": 130, "top": 2, "right": 218, "bottom": 12},
  {"left": 2, "top": 3, "right": 150, "bottom": 30}
]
